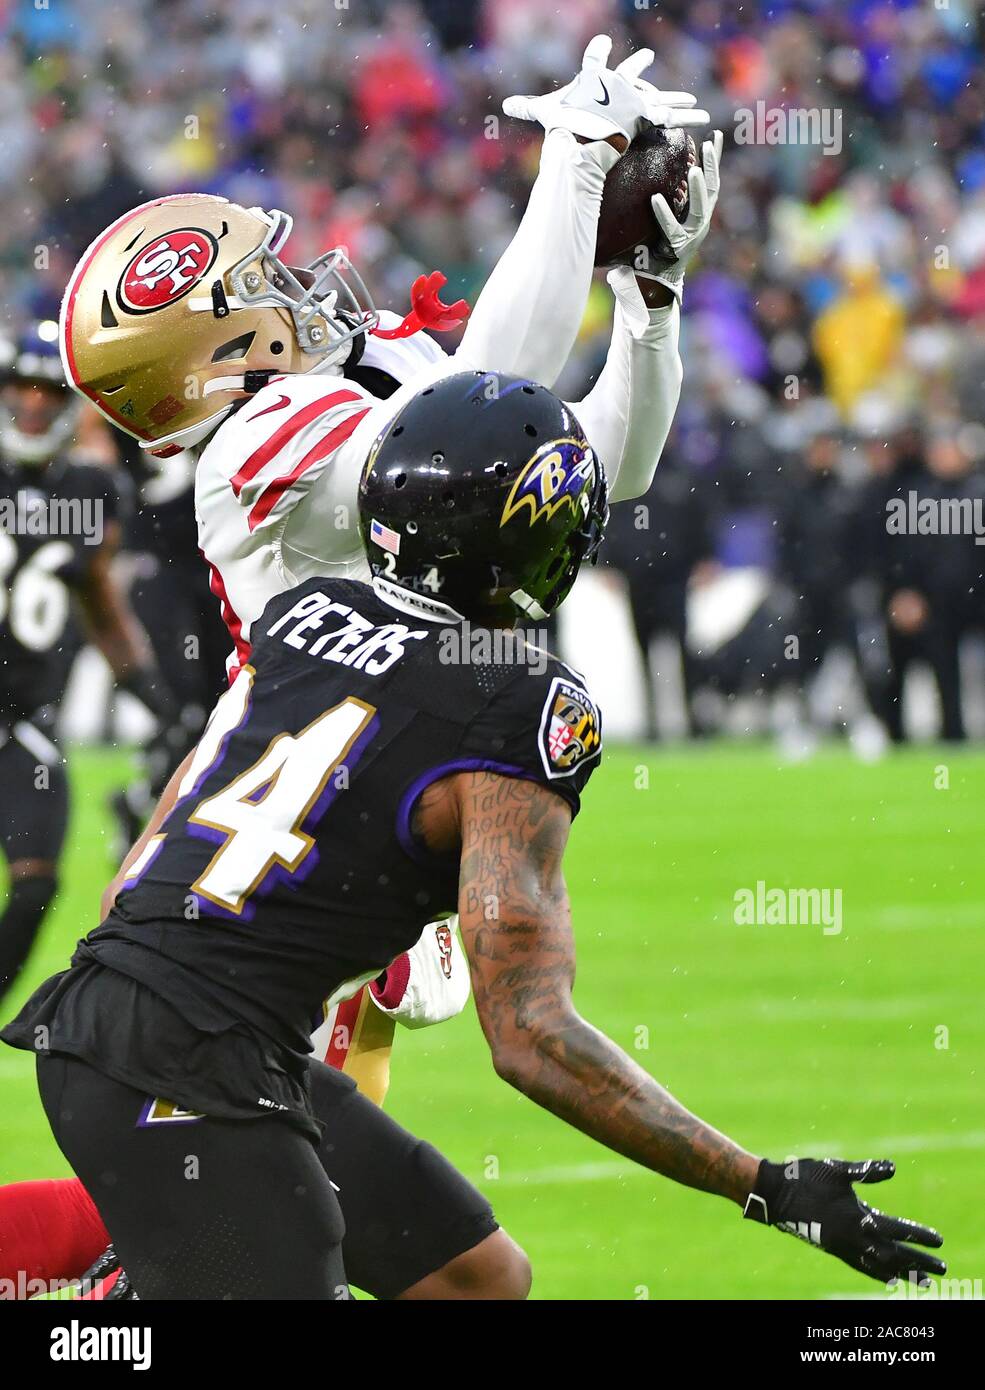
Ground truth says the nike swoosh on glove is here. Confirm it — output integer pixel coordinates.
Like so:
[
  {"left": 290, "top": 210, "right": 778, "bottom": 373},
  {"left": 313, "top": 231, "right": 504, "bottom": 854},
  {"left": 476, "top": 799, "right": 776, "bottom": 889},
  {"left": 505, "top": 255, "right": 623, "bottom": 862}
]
[
  {"left": 744, "top": 1157, "right": 946, "bottom": 1286},
  {"left": 503, "top": 33, "right": 709, "bottom": 146}
]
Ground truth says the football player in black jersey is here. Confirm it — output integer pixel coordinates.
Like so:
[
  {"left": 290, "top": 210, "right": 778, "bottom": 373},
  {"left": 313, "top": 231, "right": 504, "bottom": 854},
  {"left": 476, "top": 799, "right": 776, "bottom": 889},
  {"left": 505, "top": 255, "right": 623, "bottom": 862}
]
[
  {"left": 3, "top": 374, "right": 945, "bottom": 1299},
  {"left": 0, "top": 328, "right": 175, "bottom": 1005}
]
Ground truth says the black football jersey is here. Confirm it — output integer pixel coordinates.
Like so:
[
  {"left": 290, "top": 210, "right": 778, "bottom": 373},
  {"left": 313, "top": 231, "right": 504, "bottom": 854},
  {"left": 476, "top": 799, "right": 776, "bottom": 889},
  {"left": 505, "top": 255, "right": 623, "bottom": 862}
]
[
  {"left": 117, "top": 433, "right": 199, "bottom": 562},
  {"left": 0, "top": 458, "right": 118, "bottom": 720},
  {"left": 76, "top": 576, "right": 603, "bottom": 1060}
]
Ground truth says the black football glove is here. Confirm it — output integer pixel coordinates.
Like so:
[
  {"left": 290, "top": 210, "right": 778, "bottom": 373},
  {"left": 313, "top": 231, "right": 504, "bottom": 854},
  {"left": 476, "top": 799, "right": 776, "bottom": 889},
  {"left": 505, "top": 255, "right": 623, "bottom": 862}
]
[{"left": 744, "top": 1157, "right": 945, "bottom": 1286}]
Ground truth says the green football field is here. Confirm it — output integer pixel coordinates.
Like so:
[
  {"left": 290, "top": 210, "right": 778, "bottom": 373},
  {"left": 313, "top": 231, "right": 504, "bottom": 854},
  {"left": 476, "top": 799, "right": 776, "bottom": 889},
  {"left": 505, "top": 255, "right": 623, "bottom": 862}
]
[{"left": 1, "top": 742, "right": 982, "bottom": 1300}]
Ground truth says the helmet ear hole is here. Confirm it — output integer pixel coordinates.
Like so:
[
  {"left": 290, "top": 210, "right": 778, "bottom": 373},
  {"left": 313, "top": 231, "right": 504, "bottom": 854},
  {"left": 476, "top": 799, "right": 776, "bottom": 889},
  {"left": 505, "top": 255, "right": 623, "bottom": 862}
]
[{"left": 211, "top": 331, "right": 256, "bottom": 363}]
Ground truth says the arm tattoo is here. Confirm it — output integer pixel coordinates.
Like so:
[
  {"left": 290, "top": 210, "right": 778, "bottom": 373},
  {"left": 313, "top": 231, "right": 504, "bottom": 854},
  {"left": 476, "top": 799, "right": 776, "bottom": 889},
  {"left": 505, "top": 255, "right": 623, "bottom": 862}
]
[{"left": 456, "top": 772, "right": 759, "bottom": 1205}]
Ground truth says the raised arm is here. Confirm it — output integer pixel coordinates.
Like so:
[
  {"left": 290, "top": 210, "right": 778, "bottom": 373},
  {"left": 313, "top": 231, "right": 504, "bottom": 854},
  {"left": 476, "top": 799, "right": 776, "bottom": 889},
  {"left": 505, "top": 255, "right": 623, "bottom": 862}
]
[
  {"left": 453, "top": 35, "right": 709, "bottom": 389},
  {"left": 568, "top": 277, "right": 683, "bottom": 504},
  {"left": 567, "top": 131, "right": 722, "bottom": 503},
  {"left": 451, "top": 130, "right": 621, "bottom": 387},
  {"left": 453, "top": 770, "right": 759, "bottom": 1203}
]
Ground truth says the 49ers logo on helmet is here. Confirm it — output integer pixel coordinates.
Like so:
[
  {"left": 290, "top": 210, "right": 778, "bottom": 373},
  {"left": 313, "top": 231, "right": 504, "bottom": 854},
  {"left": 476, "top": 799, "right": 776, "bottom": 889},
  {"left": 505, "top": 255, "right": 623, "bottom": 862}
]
[{"left": 116, "top": 227, "right": 218, "bottom": 314}]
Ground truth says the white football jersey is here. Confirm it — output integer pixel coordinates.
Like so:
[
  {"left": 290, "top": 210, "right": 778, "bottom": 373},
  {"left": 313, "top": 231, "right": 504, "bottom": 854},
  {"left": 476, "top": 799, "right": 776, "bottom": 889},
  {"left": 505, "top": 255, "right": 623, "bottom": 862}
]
[{"left": 195, "top": 312, "right": 450, "bottom": 676}]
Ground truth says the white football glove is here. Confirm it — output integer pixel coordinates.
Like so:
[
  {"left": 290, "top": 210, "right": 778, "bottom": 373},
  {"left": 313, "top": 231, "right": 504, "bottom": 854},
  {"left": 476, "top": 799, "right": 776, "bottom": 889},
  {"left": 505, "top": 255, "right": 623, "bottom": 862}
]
[
  {"left": 368, "top": 916, "right": 471, "bottom": 1030},
  {"left": 503, "top": 34, "right": 709, "bottom": 146},
  {"left": 637, "top": 129, "right": 723, "bottom": 304}
]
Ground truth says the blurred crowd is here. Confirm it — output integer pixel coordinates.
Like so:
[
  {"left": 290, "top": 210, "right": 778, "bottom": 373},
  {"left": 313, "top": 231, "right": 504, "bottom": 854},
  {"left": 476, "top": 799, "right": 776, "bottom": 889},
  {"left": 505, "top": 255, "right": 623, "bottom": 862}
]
[{"left": 3, "top": 0, "right": 985, "bottom": 744}]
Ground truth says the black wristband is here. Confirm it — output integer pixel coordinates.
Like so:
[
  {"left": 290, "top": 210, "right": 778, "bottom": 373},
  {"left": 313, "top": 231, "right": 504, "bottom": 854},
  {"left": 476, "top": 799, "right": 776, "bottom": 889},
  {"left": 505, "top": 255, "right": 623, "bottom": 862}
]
[{"left": 742, "top": 1158, "right": 783, "bottom": 1224}]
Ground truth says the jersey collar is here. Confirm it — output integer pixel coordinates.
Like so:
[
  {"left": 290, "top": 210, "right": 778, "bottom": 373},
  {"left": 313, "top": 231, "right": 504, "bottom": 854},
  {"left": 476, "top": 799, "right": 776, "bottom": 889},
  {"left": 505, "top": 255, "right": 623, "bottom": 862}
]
[{"left": 371, "top": 575, "right": 466, "bottom": 625}]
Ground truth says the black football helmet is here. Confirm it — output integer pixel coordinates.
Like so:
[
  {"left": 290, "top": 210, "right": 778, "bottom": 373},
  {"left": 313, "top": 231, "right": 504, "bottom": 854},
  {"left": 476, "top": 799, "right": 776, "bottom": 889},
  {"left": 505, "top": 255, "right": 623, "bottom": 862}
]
[
  {"left": 0, "top": 323, "right": 78, "bottom": 465},
  {"left": 358, "top": 371, "right": 608, "bottom": 621}
]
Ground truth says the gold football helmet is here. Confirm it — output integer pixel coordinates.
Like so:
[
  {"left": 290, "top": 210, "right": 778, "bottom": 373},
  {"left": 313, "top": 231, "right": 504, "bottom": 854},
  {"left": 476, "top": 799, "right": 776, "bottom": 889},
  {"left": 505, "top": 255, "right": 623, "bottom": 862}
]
[{"left": 59, "top": 193, "right": 377, "bottom": 456}]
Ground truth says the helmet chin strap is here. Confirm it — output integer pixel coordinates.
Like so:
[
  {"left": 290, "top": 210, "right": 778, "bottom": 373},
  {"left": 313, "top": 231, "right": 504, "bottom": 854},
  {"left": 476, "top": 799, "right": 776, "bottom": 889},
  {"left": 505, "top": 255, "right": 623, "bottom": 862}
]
[
  {"left": 510, "top": 589, "right": 549, "bottom": 621},
  {"left": 199, "top": 347, "right": 348, "bottom": 401},
  {"left": 143, "top": 341, "right": 352, "bottom": 455}
]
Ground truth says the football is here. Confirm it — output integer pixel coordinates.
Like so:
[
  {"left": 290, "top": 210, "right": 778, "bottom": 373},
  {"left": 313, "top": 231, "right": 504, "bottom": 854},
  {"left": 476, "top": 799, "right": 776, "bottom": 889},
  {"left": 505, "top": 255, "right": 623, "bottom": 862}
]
[{"left": 595, "top": 125, "right": 697, "bottom": 269}]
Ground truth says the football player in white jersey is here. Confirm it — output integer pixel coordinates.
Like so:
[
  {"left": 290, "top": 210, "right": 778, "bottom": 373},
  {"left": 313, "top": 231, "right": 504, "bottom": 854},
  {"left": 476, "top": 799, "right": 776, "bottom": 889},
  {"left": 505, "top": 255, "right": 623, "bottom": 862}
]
[
  {"left": 7, "top": 35, "right": 723, "bottom": 1300},
  {"left": 59, "top": 36, "right": 718, "bottom": 679},
  {"left": 57, "top": 32, "right": 720, "bottom": 1081}
]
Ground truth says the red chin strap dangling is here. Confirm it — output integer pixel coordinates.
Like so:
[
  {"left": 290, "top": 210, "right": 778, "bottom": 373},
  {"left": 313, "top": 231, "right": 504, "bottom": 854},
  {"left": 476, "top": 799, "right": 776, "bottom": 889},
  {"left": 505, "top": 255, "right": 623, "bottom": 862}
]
[{"left": 372, "top": 271, "right": 470, "bottom": 339}]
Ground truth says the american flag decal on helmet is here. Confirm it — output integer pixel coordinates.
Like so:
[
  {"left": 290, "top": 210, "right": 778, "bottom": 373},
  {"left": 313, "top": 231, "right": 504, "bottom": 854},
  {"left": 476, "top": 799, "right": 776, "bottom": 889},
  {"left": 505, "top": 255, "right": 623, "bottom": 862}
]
[{"left": 370, "top": 518, "right": 401, "bottom": 554}]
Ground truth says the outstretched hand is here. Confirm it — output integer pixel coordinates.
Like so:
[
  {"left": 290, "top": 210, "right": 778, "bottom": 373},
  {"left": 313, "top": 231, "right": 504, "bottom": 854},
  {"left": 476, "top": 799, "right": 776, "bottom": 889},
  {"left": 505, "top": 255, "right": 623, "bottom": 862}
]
[
  {"left": 744, "top": 1156, "right": 946, "bottom": 1286},
  {"left": 503, "top": 34, "right": 709, "bottom": 147}
]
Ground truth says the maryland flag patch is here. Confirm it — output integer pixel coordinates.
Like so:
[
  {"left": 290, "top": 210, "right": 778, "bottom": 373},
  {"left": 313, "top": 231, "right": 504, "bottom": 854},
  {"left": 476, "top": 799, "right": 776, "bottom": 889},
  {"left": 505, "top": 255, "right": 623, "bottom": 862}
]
[{"left": 538, "top": 675, "right": 602, "bottom": 780}]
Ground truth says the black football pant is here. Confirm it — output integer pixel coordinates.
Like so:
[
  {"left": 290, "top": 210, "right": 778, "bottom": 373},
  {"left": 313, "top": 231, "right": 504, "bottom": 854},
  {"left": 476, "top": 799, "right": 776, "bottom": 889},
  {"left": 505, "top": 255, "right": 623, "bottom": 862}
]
[
  {"left": 36, "top": 1052, "right": 496, "bottom": 1299},
  {"left": 874, "top": 622, "right": 964, "bottom": 743},
  {"left": 37, "top": 1052, "right": 349, "bottom": 1300},
  {"left": 624, "top": 577, "right": 697, "bottom": 739},
  {"left": 0, "top": 723, "right": 69, "bottom": 1005}
]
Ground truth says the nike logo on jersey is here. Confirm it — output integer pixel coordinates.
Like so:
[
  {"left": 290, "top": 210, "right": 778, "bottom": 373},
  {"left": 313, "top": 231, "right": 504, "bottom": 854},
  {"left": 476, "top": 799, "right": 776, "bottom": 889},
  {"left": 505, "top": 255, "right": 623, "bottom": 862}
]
[
  {"left": 595, "top": 78, "right": 611, "bottom": 106},
  {"left": 247, "top": 393, "right": 291, "bottom": 421},
  {"left": 228, "top": 387, "right": 365, "bottom": 501}
]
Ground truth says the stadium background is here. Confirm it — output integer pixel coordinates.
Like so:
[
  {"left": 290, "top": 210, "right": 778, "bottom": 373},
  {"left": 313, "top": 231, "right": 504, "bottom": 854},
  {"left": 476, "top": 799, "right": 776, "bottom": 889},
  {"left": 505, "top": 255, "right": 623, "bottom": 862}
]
[{"left": 2, "top": 0, "right": 984, "bottom": 1298}]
